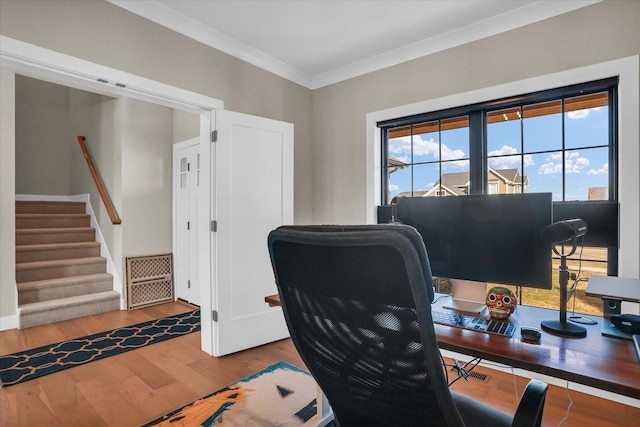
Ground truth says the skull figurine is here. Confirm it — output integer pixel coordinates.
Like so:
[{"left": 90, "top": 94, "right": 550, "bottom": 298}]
[{"left": 486, "top": 287, "right": 517, "bottom": 320}]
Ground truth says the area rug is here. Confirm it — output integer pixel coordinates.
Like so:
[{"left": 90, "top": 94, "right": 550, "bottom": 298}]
[
  {"left": 144, "top": 361, "right": 319, "bottom": 427},
  {"left": 0, "top": 309, "right": 200, "bottom": 387}
]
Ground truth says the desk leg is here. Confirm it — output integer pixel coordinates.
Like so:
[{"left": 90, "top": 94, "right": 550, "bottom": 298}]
[{"left": 303, "top": 384, "right": 333, "bottom": 426}]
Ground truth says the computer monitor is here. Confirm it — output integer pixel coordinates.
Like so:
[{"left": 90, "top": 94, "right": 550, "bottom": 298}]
[
  {"left": 393, "top": 193, "right": 553, "bottom": 311},
  {"left": 553, "top": 201, "right": 618, "bottom": 248}
]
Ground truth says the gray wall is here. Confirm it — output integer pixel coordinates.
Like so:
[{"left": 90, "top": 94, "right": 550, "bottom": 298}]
[
  {"left": 15, "top": 76, "right": 72, "bottom": 195},
  {"left": 120, "top": 97, "right": 174, "bottom": 259},
  {"left": 68, "top": 84, "right": 120, "bottom": 256}
]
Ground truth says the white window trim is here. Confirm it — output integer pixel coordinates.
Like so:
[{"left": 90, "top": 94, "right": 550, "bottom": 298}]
[{"left": 366, "top": 56, "right": 639, "bottom": 279}]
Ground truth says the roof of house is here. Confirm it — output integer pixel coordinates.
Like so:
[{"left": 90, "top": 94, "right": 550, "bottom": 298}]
[
  {"left": 396, "top": 191, "right": 428, "bottom": 198},
  {"left": 388, "top": 156, "right": 408, "bottom": 174},
  {"left": 434, "top": 168, "right": 529, "bottom": 188}
]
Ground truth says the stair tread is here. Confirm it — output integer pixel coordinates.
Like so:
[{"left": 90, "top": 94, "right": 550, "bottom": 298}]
[
  {"left": 16, "top": 241, "right": 100, "bottom": 251},
  {"left": 18, "top": 291, "right": 120, "bottom": 311},
  {"left": 16, "top": 213, "right": 89, "bottom": 217},
  {"left": 15, "top": 201, "right": 87, "bottom": 216},
  {"left": 17, "top": 273, "right": 113, "bottom": 290},
  {"left": 16, "top": 201, "right": 85, "bottom": 206},
  {"left": 16, "top": 227, "right": 95, "bottom": 233},
  {"left": 16, "top": 256, "right": 106, "bottom": 270}
]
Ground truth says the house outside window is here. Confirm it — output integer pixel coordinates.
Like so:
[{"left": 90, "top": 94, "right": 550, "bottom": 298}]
[
  {"left": 380, "top": 78, "right": 618, "bottom": 315},
  {"left": 488, "top": 181, "right": 498, "bottom": 194}
]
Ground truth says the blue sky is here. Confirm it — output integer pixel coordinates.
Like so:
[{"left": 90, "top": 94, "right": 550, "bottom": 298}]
[{"left": 388, "top": 106, "right": 609, "bottom": 201}]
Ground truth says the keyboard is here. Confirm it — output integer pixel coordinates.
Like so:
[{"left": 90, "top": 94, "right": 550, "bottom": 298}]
[{"left": 432, "top": 310, "right": 516, "bottom": 337}]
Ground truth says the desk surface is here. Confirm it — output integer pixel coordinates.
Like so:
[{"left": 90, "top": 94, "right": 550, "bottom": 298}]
[{"left": 265, "top": 293, "right": 640, "bottom": 399}]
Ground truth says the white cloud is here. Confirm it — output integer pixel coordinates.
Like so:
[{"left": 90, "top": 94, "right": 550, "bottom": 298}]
[
  {"left": 487, "top": 145, "right": 534, "bottom": 169},
  {"left": 565, "top": 152, "right": 589, "bottom": 173},
  {"left": 442, "top": 159, "right": 469, "bottom": 170},
  {"left": 388, "top": 136, "right": 412, "bottom": 155},
  {"left": 389, "top": 135, "right": 466, "bottom": 163},
  {"left": 587, "top": 163, "right": 608, "bottom": 175},
  {"left": 488, "top": 145, "right": 518, "bottom": 157},
  {"left": 389, "top": 183, "right": 399, "bottom": 191},
  {"left": 538, "top": 160, "right": 562, "bottom": 175},
  {"left": 538, "top": 151, "right": 589, "bottom": 175},
  {"left": 567, "top": 107, "right": 601, "bottom": 120}
]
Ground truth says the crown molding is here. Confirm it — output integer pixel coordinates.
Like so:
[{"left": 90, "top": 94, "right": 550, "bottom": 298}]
[{"left": 110, "top": 0, "right": 600, "bottom": 90}]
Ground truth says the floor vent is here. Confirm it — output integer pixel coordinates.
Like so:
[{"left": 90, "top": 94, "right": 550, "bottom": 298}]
[
  {"left": 126, "top": 253, "right": 174, "bottom": 309},
  {"left": 450, "top": 367, "right": 491, "bottom": 383}
]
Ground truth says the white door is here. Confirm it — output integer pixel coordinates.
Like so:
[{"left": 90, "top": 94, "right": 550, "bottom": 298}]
[
  {"left": 173, "top": 138, "right": 201, "bottom": 305},
  {"left": 211, "top": 110, "right": 293, "bottom": 356}
]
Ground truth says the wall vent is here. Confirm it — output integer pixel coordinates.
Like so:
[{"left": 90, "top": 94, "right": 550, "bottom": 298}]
[{"left": 125, "top": 253, "right": 174, "bottom": 309}]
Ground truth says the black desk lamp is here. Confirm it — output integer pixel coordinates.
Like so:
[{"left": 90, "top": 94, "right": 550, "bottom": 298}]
[{"left": 540, "top": 219, "right": 588, "bottom": 338}]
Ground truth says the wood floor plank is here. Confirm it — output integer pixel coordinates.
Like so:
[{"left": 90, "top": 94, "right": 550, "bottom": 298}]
[
  {"left": 2, "top": 302, "right": 638, "bottom": 426},
  {"left": 111, "top": 373, "right": 176, "bottom": 424},
  {"left": 110, "top": 350, "right": 177, "bottom": 391},
  {"left": 76, "top": 378, "right": 140, "bottom": 426},
  {"left": 8, "top": 380, "right": 60, "bottom": 426}
]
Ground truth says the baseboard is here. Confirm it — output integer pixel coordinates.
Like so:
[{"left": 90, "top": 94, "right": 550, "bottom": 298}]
[{"left": 0, "top": 313, "right": 18, "bottom": 331}]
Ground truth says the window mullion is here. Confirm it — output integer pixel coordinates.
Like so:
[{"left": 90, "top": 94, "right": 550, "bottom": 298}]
[
  {"left": 410, "top": 125, "right": 414, "bottom": 196},
  {"left": 561, "top": 96, "right": 566, "bottom": 201},
  {"left": 608, "top": 86, "right": 618, "bottom": 201},
  {"left": 520, "top": 106, "right": 524, "bottom": 194},
  {"left": 469, "top": 111, "right": 485, "bottom": 195}
]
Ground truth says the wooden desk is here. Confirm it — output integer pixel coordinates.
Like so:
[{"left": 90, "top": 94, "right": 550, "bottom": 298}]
[{"left": 265, "top": 293, "right": 640, "bottom": 399}]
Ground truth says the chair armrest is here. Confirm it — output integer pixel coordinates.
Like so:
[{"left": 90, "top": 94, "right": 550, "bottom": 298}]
[{"left": 512, "top": 379, "right": 548, "bottom": 427}]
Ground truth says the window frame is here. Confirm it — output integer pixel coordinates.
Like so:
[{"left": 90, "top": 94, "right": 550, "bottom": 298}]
[{"left": 379, "top": 77, "right": 618, "bottom": 204}]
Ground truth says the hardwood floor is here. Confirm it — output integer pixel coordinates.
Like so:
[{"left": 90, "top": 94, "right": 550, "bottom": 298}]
[{"left": 1, "top": 302, "right": 637, "bottom": 426}]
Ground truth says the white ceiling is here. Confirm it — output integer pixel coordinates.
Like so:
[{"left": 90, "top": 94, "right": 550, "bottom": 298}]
[{"left": 110, "top": 0, "right": 599, "bottom": 90}]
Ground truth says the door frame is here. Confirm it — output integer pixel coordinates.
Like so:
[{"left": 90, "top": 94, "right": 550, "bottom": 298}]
[
  {"left": 0, "top": 36, "right": 220, "bottom": 354},
  {"left": 172, "top": 137, "right": 200, "bottom": 305}
]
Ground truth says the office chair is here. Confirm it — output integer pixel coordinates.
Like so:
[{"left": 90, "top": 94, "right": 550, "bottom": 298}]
[{"left": 268, "top": 224, "right": 548, "bottom": 427}]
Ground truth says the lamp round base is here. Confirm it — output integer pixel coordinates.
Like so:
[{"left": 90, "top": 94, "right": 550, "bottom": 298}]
[{"left": 540, "top": 320, "right": 587, "bottom": 338}]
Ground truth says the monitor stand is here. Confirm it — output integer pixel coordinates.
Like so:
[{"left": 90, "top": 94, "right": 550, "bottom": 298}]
[{"left": 443, "top": 279, "right": 487, "bottom": 314}]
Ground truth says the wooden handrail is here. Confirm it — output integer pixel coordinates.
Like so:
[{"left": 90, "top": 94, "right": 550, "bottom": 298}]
[{"left": 77, "top": 136, "right": 121, "bottom": 225}]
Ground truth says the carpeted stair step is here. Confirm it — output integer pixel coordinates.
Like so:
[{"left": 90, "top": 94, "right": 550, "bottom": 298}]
[
  {"left": 16, "top": 213, "right": 91, "bottom": 229},
  {"left": 16, "top": 200, "right": 86, "bottom": 215},
  {"left": 18, "top": 291, "right": 121, "bottom": 329},
  {"left": 17, "top": 273, "right": 114, "bottom": 305},
  {"left": 16, "top": 241, "right": 101, "bottom": 263},
  {"left": 16, "top": 257, "right": 107, "bottom": 283},
  {"left": 16, "top": 227, "right": 96, "bottom": 245}
]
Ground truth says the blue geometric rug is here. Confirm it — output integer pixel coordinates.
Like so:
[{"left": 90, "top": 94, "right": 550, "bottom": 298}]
[
  {"left": 0, "top": 309, "right": 200, "bottom": 387},
  {"left": 143, "top": 361, "right": 319, "bottom": 427}
]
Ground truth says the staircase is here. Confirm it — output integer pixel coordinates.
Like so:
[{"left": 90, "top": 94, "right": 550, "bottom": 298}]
[{"left": 16, "top": 200, "right": 121, "bottom": 328}]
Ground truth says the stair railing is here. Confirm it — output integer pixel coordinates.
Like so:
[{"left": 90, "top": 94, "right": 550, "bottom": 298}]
[{"left": 77, "top": 135, "right": 122, "bottom": 224}]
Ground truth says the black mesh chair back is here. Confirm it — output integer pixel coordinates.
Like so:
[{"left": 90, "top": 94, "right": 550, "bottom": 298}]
[
  {"left": 268, "top": 225, "right": 461, "bottom": 426},
  {"left": 268, "top": 224, "right": 548, "bottom": 427}
]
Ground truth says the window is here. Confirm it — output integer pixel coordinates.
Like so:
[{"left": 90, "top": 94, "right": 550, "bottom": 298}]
[
  {"left": 379, "top": 78, "right": 618, "bottom": 314},
  {"left": 385, "top": 116, "right": 470, "bottom": 200}
]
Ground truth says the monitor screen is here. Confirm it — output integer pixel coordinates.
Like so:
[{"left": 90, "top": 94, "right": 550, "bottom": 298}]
[
  {"left": 395, "top": 193, "right": 553, "bottom": 289},
  {"left": 553, "top": 201, "right": 618, "bottom": 248}
]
